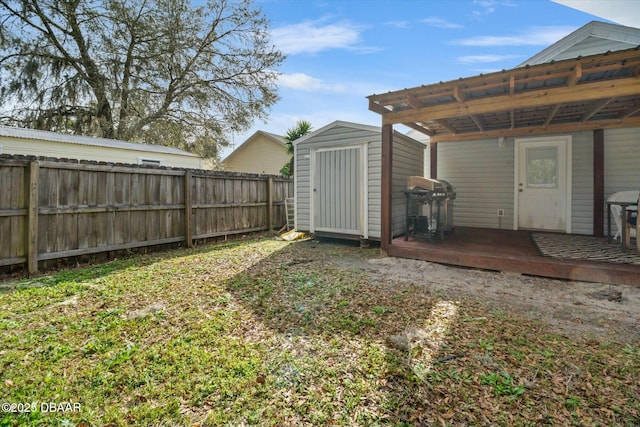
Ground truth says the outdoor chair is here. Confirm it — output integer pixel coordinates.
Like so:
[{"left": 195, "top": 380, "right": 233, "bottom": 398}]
[{"left": 624, "top": 195, "right": 639, "bottom": 253}]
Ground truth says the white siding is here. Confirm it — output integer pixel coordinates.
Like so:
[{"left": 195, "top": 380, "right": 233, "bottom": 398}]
[
  {"left": 392, "top": 135, "right": 426, "bottom": 237},
  {"left": 367, "top": 139, "right": 382, "bottom": 237},
  {"left": 295, "top": 122, "right": 424, "bottom": 240},
  {"left": 438, "top": 138, "right": 515, "bottom": 229},
  {"left": 571, "top": 132, "right": 594, "bottom": 235},
  {"left": 437, "top": 128, "right": 640, "bottom": 235},
  {"left": 295, "top": 125, "right": 380, "bottom": 235},
  {"left": 604, "top": 127, "right": 640, "bottom": 236}
]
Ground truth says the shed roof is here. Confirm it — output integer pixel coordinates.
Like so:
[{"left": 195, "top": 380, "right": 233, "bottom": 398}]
[
  {"left": 0, "top": 126, "right": 200, "bottom": 157},
  {"left": 368, "top": 46, "right": 640, "bottom": 143},
  {"left": 293, "top": 120, "right": 426, "bottom": 146}
]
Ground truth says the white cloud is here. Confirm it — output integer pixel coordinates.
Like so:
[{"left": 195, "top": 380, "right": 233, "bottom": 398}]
[
  {"left": 422, "top": 17, "right": 463, "bottom": 29},
  {"left": 278, "top": 73, "right": 346, "bottom": 93},
  {"left": 385, "top": 20, "right": 411, "bottom": 29},
  {"left": 457, "top": 54, "right": 523, "bottom": 64},
  {"left": 451, "top": 25, "right": 577, "bottom": 46},
  {"left": 472, "top": 0, "right": 497, "bottom": 16},
  {"left": 271, "top": 20, "right": 377, "bottom": 55}
]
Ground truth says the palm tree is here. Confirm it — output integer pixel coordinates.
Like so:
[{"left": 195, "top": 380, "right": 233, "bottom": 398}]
[{"left": 280, "top": 120, "right": 312, "bottom": 176}]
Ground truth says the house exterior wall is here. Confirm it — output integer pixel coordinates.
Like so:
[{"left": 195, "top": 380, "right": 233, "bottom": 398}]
[
  {"left": 571, "top": 131, "right": 594, "bottom": 235},
  {"left": 438, "top": 138, "right": 515, "bottom": 230},
  {"left": 436, "top": 127, "right": 640, "bottom": 235},
  {"left": 223, "top": 135, "right": 289, "bottom": 174},
  {"left": 0, "top": 136, "right": 202, "bottom": 169},
  {"left": 604, "top": 127, "right": 640, "bottom": 236},
  {"left": 294, "top": 123, "right": 424, "bottom": 240}
]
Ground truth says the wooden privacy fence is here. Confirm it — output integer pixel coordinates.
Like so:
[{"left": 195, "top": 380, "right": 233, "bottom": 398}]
[{"left": 0, "top": 156, "right": 293, "bottom": 274}]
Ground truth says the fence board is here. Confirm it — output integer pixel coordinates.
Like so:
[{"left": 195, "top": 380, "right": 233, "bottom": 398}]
[{"left": 0, "top": 156, "right": 292, "bottom": 271}]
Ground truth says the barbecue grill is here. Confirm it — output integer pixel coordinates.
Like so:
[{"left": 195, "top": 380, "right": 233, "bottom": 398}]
[{"left": 404, "top": 177, "right": 456, "bottom": 241}]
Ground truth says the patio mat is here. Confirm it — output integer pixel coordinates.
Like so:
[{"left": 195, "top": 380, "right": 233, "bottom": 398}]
[{"left": 531, "top": 233, "right": 640, "bottom": 265}]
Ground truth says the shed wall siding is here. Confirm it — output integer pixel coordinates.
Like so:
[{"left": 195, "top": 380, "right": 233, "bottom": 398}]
[
  {"left": 294, "top": 124, "right": 424, "bottom": 240},
  {"left": 367, "top": 140, "right": 382, "bottom": 237},
  {"left": 0, "top": 137, "right": 202, "bottom": 169},
  {"left": 295, "top": 126, "right": 380, "bottom": 234},
  {"left": 391, "top": 137, "right": 425, "bottom": 237},
  {"left": 438, "top": 138, "right": 515, "bottom": 229}
]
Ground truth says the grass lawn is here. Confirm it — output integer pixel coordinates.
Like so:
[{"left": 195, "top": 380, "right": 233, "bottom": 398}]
[{"left": 0, "top": 237, "right": 638, "bottom": 426}]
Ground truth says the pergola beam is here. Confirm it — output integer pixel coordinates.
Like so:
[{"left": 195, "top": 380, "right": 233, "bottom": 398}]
[
  {"left": 402, "top": 121, "right": 435, "bottom": 136},
  {"left": 470, "top": 114, "right": 484, "bottom": 131},
  {"left": 434, "top": 119, "right": 457, "bottom": 134},
  {"left": 368, "top": 49, "right": 640, "bottom": 107},
  {"left": 406, "top": 93, "right": 422, "bottom": 109},
  {"left": 431, "top": 115, "right": 640, "bottom": 142},
  {"left": 620, "top": 102, "right": 640, "bottom": 119},
  {"left": 567, "top": 64, "right": 582, "bottom": 87},
  {"left": 380, "top": 77, "right": 640, "bottom": 125},
  {"left": 580, "top": 98, "right": 614, "bottom": 123},
  {"left": 545, "top": 104, "right": 562, "bottom": 127}
]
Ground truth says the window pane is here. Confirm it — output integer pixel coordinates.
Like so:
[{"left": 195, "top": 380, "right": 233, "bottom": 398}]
[{"left": 527, "top": 147, "right": 557, "bottom": 188}]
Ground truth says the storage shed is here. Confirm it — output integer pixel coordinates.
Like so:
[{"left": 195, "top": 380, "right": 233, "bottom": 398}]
[{"left": 293, "top": 120, "right": 425, "bottom": 241}]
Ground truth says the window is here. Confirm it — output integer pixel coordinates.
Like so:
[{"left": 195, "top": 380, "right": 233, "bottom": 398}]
[
  {"left": 526, "top": 147, "right": 557, "bottom": 188},
  {"left": 137, "top": 157, "right": 162, "bottom": 166}
]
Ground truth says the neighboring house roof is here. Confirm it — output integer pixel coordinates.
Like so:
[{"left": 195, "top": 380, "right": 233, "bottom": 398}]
[
  {"left": 222, "top": 130, "right": 289, "bottom": 174},
  {"left": 0, "top": 125, "right": 199, "bottom": 157},
  {"left": 519, "top": 21, "right": 640, "bottom": 66},
  {"left": 223, "top": 130, "right": 287, "bottom": 163}
]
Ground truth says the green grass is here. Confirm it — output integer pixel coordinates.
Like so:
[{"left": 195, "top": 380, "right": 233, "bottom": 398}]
[{"left": 0, "top": 237, "right": 638, "bottom": 426}]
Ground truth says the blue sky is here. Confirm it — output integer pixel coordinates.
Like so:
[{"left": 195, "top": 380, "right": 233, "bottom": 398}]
[{"left": 222, "top": 0, "right": 625, "bottom": 158}]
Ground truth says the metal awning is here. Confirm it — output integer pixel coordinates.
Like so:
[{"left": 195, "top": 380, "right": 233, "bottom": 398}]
[{"left": 368, "top": 47, "right": 640, "bottom": 143}]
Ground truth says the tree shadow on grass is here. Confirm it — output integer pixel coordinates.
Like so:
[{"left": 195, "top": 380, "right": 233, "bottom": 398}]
[{"left": 220, "top": 238, "right": 466, "bottom": 425}]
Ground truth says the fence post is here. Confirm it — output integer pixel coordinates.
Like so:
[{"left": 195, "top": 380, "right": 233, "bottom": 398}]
[
  {"left": 27, "top": 161, "right": 39, "bottom": 275},
  {"left": 184, "top": 170, "right": 193, "bottom": 247},
  {"left": 267, "top": 176, "right": 273, "bottom": 231}
]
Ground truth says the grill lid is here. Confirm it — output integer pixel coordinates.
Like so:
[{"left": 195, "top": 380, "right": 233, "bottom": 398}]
[
  {"left": 407, "top": 176, "right": 456, "bottom": 199},
  {"left": 407, "top": 176, "right": 443, "bottom": 192}
]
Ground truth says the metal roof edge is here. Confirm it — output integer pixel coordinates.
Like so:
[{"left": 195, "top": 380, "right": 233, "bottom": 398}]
[
  {"left": 0, "top": 125, "right": 200, "bottom": 157},
  {"left": 518, "top": 21, "right": 640, "bottom": 67}
]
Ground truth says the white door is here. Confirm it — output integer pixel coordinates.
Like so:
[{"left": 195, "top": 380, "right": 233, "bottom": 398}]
[
  {"left": 312, "top": 146, "right": 363, "bottom": 236},
  {"left": 516, "top": 137, "right": 571, "bottom": 232}
]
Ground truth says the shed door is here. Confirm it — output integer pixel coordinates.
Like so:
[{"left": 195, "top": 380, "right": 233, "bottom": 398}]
[{"left": 313, "top": 147, "right": 363, "bottom": 236}]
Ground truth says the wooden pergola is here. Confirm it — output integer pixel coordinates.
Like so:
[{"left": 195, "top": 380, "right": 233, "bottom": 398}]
[{"left": 368, "top": 46, "right": 640, "bottom": 253}]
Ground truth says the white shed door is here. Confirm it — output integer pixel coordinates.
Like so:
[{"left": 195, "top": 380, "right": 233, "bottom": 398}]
[{"left": 313, "top": 147, "right": 362, "bottom": 235}]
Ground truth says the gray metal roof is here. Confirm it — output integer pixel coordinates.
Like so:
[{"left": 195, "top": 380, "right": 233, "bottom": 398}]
[
  {"left": 519, "top": 21, "right": 640, "bottom": 67},
  {"left": 0, "top": 125, "right": 200, "bottom": 157}
]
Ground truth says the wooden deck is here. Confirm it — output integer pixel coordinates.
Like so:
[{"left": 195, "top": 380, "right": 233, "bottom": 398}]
[{"left": 389, "top": 227, "right": 640, "bottom": 286}]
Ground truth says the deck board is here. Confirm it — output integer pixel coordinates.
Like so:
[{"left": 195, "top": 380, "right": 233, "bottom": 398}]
[{"left": 389, "top": 227, "right": 640, "bottom": 286}]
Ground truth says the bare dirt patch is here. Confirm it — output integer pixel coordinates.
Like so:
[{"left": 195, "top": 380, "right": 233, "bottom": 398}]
[{"left": 309, "top": 240, "right": 640, "bottom": 343}]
